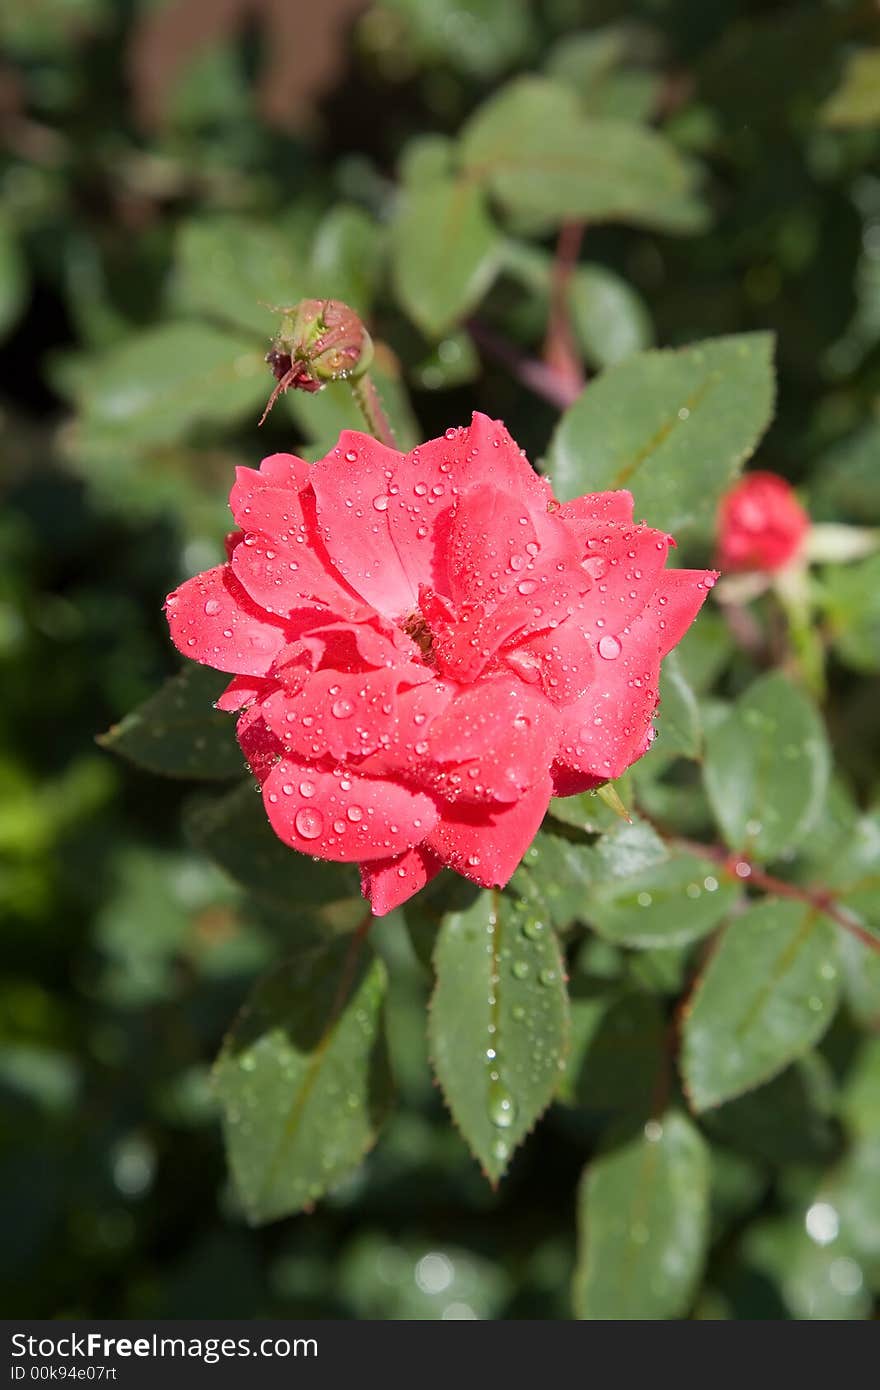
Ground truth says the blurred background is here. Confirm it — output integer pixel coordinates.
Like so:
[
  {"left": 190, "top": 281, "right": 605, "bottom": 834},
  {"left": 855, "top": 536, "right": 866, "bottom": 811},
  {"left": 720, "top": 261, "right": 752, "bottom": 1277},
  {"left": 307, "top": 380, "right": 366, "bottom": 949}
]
[{"left": 2, "top": 0, "right": 879, "bottom": 1318}]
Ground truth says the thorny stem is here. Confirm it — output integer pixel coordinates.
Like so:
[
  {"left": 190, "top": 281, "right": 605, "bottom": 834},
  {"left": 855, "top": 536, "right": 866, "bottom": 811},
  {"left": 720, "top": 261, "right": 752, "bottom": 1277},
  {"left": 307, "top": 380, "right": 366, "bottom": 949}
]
[
  {"left": 542, "top": 220, "right": 586, "bottom": 397},
  {"left": 351, "top": 373, "right": 397, "bottom": 448},
  {"left": 667, "top": 833, "right": 880, "bottom": 955}
]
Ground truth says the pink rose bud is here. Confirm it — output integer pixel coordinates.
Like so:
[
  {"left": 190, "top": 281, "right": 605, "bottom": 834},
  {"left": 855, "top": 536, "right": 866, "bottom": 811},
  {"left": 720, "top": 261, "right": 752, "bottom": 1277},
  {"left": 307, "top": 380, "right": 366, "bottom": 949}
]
[
  {"left": 165, "top": 415, "right": 717, "bottom": 915},
  {"left": 259, "top": 298, "right": 374, "bottom": 424},
  {"left": 717, "top": 471, "right": 809, "bottom": 574}
]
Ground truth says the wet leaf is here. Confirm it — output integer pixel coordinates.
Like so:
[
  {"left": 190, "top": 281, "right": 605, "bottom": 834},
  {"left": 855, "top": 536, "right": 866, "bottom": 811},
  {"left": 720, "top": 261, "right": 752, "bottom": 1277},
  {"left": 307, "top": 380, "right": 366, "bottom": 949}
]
[
  {"left": 214, "top": 933, "right": 392, "bottom": 1223},
  {"left": 682, "top": 899, "right": 840, "bottom": 1112},
  {"left": 428, "top": 891, "right": 569, "bottom": 1182},
  {"left": 573, "top": 1110, "right": 710, "bottom": 1318},
  {"left": 547, "top": 333, "right": 775, "bottom": 535},
  {"left": 703, "top": 672, "right": 830, "bottom": 860},
  {"left": 99, "top": 665, "right": 244, "bottom": 780}
]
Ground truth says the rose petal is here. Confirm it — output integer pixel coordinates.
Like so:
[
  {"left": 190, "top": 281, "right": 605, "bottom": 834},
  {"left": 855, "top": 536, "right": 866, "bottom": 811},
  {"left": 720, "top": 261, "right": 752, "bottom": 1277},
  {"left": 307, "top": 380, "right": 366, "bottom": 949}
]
[
  {"left": 447, "top": 484, "right": 540, "bottom": 608},
  {"left": 262, "top": 760, "right": 439, "bottom": 863},
  {"left": 426, "top": 773, "right": 553, "bottom": 888},
  {"left": 557, "top": 490, "right": 634, "bottom": 528},
  {"left": 571, "top": 523, "right": 670, "bottom": 640},
  {"left": 357, "top": 677, "right": 458, "bottom": 779},
  {"left": 421, "top": 677, "right": 561, "bottom": 803},
  {"left": 215, "top": 675, "right": 266, "bottom": 712},
  {"left": 420, "top": 412, "right": 553, "bottom": 516},
  {"left": 310, "top": 432, "right": 455, "bottom": 620},
  {"left": 164, "top": 565, "right": 289, "bottom": 675},
  {"left": 231, "top": 528, "right": 369, "bottom": 622},
  {"left": 553, "top": 608, "right": 661, "bottom": 785},
  {"left": 261, "top": 666, "right": 402, "bottom": 761},
  {"left": 236, "top": 705, "right": 283, "bottom": 784},
  {"left": 258, "top": 451, "right": 310, "bottom": 489},
  {"left": 653, "top": 568, "right": 718, "bottom": 657},
  {"left": 360, "top": 845, "right": 443, "bottom": 915},
  {"left": 506, "top": 620, "right": 595, "bottom": 705}
]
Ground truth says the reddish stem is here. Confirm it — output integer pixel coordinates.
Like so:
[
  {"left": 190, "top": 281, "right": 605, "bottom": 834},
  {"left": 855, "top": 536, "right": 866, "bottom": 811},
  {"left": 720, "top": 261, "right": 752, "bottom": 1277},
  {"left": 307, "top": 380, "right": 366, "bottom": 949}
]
[
  {"left": 542, "top": 220, "right": 586, "bottom": 397},
  {"left": 467, "top": 319, "right": 581, "bottom": 410},
  {"left": 670, "top": 835, "right": 880, "bottom": 954}
]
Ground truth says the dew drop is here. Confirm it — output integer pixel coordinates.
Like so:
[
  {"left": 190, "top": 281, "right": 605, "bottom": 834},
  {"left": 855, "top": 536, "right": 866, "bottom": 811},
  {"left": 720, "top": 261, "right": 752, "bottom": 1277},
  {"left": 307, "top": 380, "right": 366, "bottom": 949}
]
[
  {"left": 598, "top": 634, "right": 622, "bottom": 660},
  {"left": 299, "top": 780, "right": 316, "bottom": 798},
  {"left": 203, "top": 599, "right": 221, "bottom": 616},
  {"left": 331, "top": 698, "right": 355, "bottom": 719},
  {"left": 372, "top": 495, "right": 389, "bottom": 512},
  {"left": 488, "top": 1079, "right": 517, "bottom": 1130},
  {"left": 294, "top": 807, "right": 323, "bottom": 840},
  {"left": 344, "top": 449, "right": 358, "bottom": 463}
]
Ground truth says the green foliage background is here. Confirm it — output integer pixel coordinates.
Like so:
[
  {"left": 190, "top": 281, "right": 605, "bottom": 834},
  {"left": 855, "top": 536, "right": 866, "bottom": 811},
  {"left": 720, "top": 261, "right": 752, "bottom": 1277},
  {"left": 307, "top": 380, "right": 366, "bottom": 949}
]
[{"left": 2, "top": 0, "right": 880, "bottom": 1320}]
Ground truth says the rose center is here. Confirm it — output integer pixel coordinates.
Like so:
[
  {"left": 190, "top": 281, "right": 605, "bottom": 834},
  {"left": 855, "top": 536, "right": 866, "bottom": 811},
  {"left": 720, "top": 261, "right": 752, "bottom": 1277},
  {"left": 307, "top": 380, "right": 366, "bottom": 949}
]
[{"left": 400, "top": 609, "right": 436, "bottom": 664}]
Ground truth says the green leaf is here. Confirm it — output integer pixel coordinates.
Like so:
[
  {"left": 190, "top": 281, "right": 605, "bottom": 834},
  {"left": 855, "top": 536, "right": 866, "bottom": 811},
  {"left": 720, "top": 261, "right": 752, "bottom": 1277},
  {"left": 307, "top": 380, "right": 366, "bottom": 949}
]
[
  {"left": 821, "top": 552, "right": 880, "bottom": 674},
  {"left": 99, "top": 665, "right": 244, "bottom": 780},
  {"left": 65, "top": 323, "right": 268, "bottom": 448},
  {"left": 703, "top": 672, "right": 830, "bottom": 860},
  {"left": 593, "top": 816, "right": 668, "bottom": 877},
  {"left": 701, "top": 1054, "right": 837, "bottom": 1165},
  {"left": 546, "top": 333, "right": 775, "bottom": 535},
  {"left": 546, "top": 26, "right": 662, "bottom": 122},
  {"left": 460, "top": 77, "right": 706, "bottom": 233},
  {"left": 587, "top": 851, "right": 738, "bottom": 949},
  {"left": 308, "top": 205, "right": 383, "bottom": 315},
  {"left": 743, "top": 1215, "right": 873, "bottom": 1320},
  {"left": 573, "top": 1110, "right": 710, "bottom": 1319},
  {"left": 651, "top": 650, "right": 702, "bottom": 760},
  {"left": 549, "top": 771, "right": 634, "bottom": 834},
  {"left": 841, "top": 1038, "right": 880, "bottom": 1140},
  {"left": 570, "top": 263, "right": 654, "bottom": 369},
  {"left": 0, "top": 212, "right": 26, "bottom": 338},
  {"left": 428, "top": 891, "right": 569, "bottom": 1181},
  {"left": 559, "top": 987, "right": 665, "bottom": 1115},
  {"left": 810, "top": 423, "right": 880, "bottom": 525},
  {"left": 185, "top": 781, "right": 360, "bottom": 916},
  {"left": 511, "top": 831, "right": 596, "bottom": 931},
  {"left": 383, "top": 0, "right": 534, "bottom": 79},
  {"left": 682, "top": 899, "right": 840, "bottom": 1112},
  {"left": 821, "top": 48, "right": 880, "bottom": 129},
  {"left": 175, "top": 217, "right": 306, "bottom": 337},
  {"left": 392, "top": 177, "right": 501, "bottom": 337},
  {"left": 410, "top": 331, "right": 480, "bottom": 390},
  {"left": 214, "top": 933, "right": 392, "bottom": 1223}
]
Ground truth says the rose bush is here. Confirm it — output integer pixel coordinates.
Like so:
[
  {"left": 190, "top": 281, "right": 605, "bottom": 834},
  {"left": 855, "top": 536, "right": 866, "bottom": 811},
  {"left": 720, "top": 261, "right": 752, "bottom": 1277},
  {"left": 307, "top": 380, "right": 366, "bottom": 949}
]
[
  {"left": 717, "top": 471, "right": 809, "bottom": 574},
  {"left": 165, "top": 412, "right": 716, "bottom": 913}
]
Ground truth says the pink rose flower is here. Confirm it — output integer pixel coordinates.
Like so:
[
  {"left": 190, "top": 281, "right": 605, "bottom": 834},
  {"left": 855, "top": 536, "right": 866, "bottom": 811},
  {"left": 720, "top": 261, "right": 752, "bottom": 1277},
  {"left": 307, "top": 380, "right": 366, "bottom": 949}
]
[
  {"left": 165, "top": 414, "right": 716, "bottom": 914},
  {"left": 717, "top": 471, "right": 809, "bottom": 574}
]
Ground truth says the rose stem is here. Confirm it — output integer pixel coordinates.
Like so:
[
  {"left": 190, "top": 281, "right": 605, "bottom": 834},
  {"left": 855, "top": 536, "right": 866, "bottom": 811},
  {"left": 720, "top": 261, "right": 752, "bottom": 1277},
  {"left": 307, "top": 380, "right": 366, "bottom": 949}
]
[{"left": 351, "top": 374, "right": 397, "bottom": 448}]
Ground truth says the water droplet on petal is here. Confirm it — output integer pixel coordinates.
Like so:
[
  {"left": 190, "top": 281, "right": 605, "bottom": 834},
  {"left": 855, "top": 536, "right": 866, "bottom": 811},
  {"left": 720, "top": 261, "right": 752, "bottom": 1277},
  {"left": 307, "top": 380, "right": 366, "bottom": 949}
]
[
  {"left": 372, "top": 495, "right": 389, "bottom": 512},
  {"left": 294, "top": 807, "right": 323, "bottom": 840},
  {"left": 598, "top": 634, "right": 622, "bottom": 660}
]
